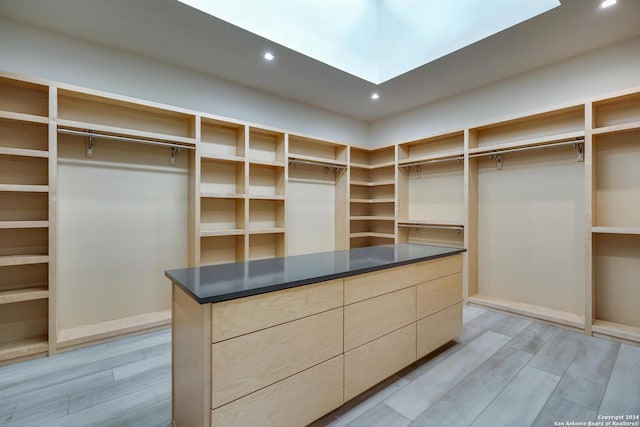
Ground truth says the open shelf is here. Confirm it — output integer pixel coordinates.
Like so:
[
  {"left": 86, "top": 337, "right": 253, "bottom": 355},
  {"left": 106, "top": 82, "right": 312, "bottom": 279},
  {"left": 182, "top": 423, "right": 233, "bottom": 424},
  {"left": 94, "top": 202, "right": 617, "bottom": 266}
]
[
  {"left": 349, "top": 232, "right": 395, "bottom": 239},
  {"left": 58, "top": 88, "right": 196, "bottom": 141},
  {"left": 469, "top": 105, "right": 584, "bottom": 150},
  {"left": 0, "top": 155, "right": 48, "bottom": 188},
  {"left": 467, "top": 130, "right": 584, "bottom": 155},
  {"left": 249, "top": 164, "right": 285, "bottom": 198},
  {"left": 0, "top": 228, "right": 48, "bottom": 259},
  {"left": 351, "top": 216, "right": 395, "bottom": 221},
  {"left": 350, "top": 198, "right": 395, "bottom": 204},
  {"left": 593, "top": 90, "right": 640, "bottom": 131},
  {"left": 248, "top": 127, "right": 285, "bottom": 165},
  {"left": 350, "top": 219, "right": 395, "bottom": 236},
  {"left": 592, "top": 227, "right": 640, "bottom": 235},
  {"left": 398, "top": 219, "right": 463, "bottom": 227},
  {"left": 0, "top": 221, "right": 48, "bottom": 229},
  {"left": 249, "top": 233, "right": 285, "bottom": 261},
  {"left": 350, "top": 180, "right": 395, "bottom": 187},
  {"left": 249, "top": 199, "right": 285, "bottom": 232},
  {"left": 0, "top": 184, "right": 48, "bottom": 193},
  {"left": 201, "top": 158, "right": 245, "bottom": 197},
  {"left": 350, "top": 146, "right": 395, "bottom": 169},
  {"left": 0, "top": 335, "right": 48, "bottom": 364},
  {"left": 200, "top": 198, "right": 245, "bottom": 237},
  {"left": 0, "top": 286, "right": 48, "bottom": 305},
  {"left": 398, "top": 131, "right": 464, "bottom": 164},
  {"left": 0, "top": 118, "right": 48, "bottom": 155},
  {"left": 468, "top": 294, "right": 585, "bottom": 329},
  {"left": 0, "top": 76, "right": 48, "bottom": 118},
  {"left": 288, "top": 134, "right": 347, "bottom": 165},
  {"left": 201, "top": 118, "right": 245, "bottom": 159},
  {"left": 201, "top": 235, "right": 245, "bottom": 266},
  {"left": 0, "top": 255, "right": 48, "bottom": 267}
]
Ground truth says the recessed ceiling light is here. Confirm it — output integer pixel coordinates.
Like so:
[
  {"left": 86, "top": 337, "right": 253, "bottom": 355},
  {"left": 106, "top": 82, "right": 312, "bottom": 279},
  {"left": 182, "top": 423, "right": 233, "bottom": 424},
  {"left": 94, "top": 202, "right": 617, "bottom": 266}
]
[
  {"left": 263, "top": 52, "right": 275, "bottom": 61},
  {"left": 371, "top": 93, "right": 380, "bottom": 100},
  {"left": 601, "top": 0, "right": 616, "bottom": 8}
]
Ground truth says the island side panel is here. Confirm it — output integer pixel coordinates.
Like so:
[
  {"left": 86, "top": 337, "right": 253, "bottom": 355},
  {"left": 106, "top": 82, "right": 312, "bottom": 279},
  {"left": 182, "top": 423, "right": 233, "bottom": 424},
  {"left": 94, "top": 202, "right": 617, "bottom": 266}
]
[{"left": 172, "top": 284, "right": 211, "bottom": 427}]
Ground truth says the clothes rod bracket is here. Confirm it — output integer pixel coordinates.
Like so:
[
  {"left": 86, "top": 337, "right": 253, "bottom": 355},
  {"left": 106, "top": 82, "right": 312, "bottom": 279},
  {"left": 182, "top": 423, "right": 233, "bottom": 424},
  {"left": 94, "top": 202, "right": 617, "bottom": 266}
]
[
  {"left": 86, "top": 130, "right": 94, "bottom": 158},
  {"left": 574, "top": 141, "right": 584, "bottom": 162},
  {"left": 489, "top": 153, "right": 503, "bottom": 170},
  {"left": 170, "top": 147, "right": 181, "bottom": 165}
]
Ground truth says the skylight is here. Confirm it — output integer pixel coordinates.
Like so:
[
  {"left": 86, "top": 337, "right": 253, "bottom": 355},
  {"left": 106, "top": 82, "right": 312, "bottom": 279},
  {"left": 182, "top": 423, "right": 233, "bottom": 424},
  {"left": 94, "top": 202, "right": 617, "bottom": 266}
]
[{"left": 177, "top": 0, "right": 560, "bottom": 84}]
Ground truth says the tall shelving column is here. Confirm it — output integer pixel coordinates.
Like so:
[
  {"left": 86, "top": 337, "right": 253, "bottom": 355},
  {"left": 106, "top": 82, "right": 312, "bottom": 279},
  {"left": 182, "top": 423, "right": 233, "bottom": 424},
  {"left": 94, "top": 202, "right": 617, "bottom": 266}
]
[
  {"left": 247, "top": 127, "right": 287, "bottom": 260},
  {"left": 0, "top": 75, "right": 52, "bottom": 364},
  {"left": 349, "top": 146, "right": 396, "bottom": 248},
  {"left": 396, "top": 131, "right": 465, "bottom": 247},
  {"left": 590, "top": 89, "right": 640, "bottom": 344},
  {"left": 198, "top": 117, "right": 248, "bottom": 265}
]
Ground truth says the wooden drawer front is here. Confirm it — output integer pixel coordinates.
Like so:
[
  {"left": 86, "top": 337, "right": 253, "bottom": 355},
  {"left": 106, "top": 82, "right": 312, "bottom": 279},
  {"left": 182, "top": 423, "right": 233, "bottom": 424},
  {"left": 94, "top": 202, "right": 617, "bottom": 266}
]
[
  {"left": 345, "top": 287, "right": 416, "bottom": 351},
  {"left": 344, "top": 324, "right": 416, "bottom": 401},
  {"left": 416, "top": 273, "right": 462, "bottom": 320},
  {"left": 417, "top": 303, "right": 462, "bottom": 359},
  {"left": 212, "top": 308, "right": 343, "bottom": 408},
  {"left": 211, "top": 278, "right": 343, "bottom": 342},
  {"left": 212, "top": 355, "right": 344, "bottom": 427},
  {"left": 416, "top": 254, "right": 462, "bottom": 283},
  {"left": 344, "top": 264, "right": 418, "bottom": 304}
]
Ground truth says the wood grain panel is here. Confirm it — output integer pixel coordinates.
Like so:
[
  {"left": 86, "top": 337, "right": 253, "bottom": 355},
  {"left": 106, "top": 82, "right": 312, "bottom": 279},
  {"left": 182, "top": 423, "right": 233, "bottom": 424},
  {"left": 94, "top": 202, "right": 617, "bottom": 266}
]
[
  {"left": 211, "top": 355, "right": 344, "bottom": 427},
  {"left": 211, "top": 279, "right": 343, "bottom": 342},
  {"left": 211, "top": 308, "right": 343, "bottom": 408},
  {"left": 344, "top": 264, "right": 418, "bottom": 304},
  {"left": 344, "top": 324, "right": 416, "bottom": 401},
  {"left": 416, "top": 254, "right": 462, "bottom": 283},
  {"left": 344, "top": 287, "right": 415, "bottom": 351},
  {"left": 417, "top": 273, "right": 462, "bottom": 320},
  {"left": 417, "top": 303, "right": 462, "bottom": 359}
]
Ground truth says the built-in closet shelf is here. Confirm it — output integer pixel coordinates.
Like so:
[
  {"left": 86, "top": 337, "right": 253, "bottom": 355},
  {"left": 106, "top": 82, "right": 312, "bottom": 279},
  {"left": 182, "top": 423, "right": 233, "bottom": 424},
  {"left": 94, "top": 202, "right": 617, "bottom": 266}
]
[
  {"left": 350, "top": 216, "right": 395, "bottom": 221},
  {"left": 248, "top": 195, "right": 286, "bottom": 201},
  {"left": 592, "top": 121, "right": 640, "bottom": 136},
  {"left": 398, "top": 151, "right": 464, "bottom": 166},
  {"left": 200, "top": 192, "right": 245, "bottom": 199},
  {"left": 592, "top": 320, "right": 640, "bottom": 343},
  {"left": 350, "top": 180, "right": 395, "bottom": 187},
  {"left": 56, "top": 120, "right": 197, "bottom": 147},
  {"left": 248, "top": 228, "right": 285, "bottom": 235},
  {"left": 0, "top": 110, "right": 49, "bottom": 124},
  {"left": 200, "top": 154, "right": 244, "bottom": 163},
  {"left": 0, "top": 184, "right": 49, "bottom": 193},
  {"left": 0, "top": 336, "right": 49, "bottom": 363},
  {"left": 350, "top": 232, "right": 395, "bottom": 239},
  {"left": 350, "top": 161, "right": 395, "bottom": 170},
  {"left": 467, "top": 294, "right": 585, "bottom": 329},
  {"left": 0, "top": 147, "right": 49, "bottom": 159},
  {"left": 398, "top": 219, "right": 464, "bottom": 227},
  {"left": 288, "top": 154, "right": 347, "bottom": 167},
  {"left": 248, "top": 160, "right": 286, "bottom": 168},
  {"left": 592, "top": 226, "right": 640, "bottom": 235},
  {"left": 200, "top": 229, "right": 245, "bottom": 237},
  {"left": 0, "top": 221, "right": 49, "bottom": 229},
  {"left": 0, "top": 286, "right": 48, "bottom": 305},
  {"left": 350, "top": 198, "right": 395, "bottom": 204},
  {"left": 468, "top": 130, "right": 585, "bottom": 155},
  {"left": 0, "top": 254, "right": 49, "bottom": 267}
]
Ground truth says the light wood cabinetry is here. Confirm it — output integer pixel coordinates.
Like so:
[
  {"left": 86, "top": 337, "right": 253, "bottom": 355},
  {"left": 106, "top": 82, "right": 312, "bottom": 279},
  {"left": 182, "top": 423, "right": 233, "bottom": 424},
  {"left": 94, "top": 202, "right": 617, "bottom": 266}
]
[
  {"left": 349, "top": 146, "right": 396, "bottom": 248},
  {"left": 590, "top": 90, "right": 640, "bottom": 343},
  {"left": 0, "top": 75, "right": 52, "bottom": 365},
  {"left": 172, "top": 254, "right": 463, "bottom": 426}
]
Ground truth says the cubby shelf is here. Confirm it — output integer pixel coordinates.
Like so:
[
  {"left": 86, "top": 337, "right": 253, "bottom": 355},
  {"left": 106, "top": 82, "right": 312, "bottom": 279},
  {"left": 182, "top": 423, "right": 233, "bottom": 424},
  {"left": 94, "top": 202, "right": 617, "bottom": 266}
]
[
  {"left": 592, "top": 226, "right": 640, "bottom": 235},
  {"left": 350, "top": 198, "right": 395, "bottom": 204},
  {"left": 0, "top": 147, "right": 49, "bottom": 159},
  {"left": 592, "top": 121, "right": 640, "bottom": 136},
  {"left": 249, "top": 228, "right": 286, "bottom": 235},
  {"left": 200, "top": 193, "right": 244, "bottom": 199},
  {"left": 0, "top": 286, "right": 48, "bottom": 304},
  {"left": 0, "top": 221, "right": 49, "bottom": 229},
  {"left": 350, "top": 216, "right": 395, "bottom": 221},
  {"left": 349, "top": 232, "right": 395, "bottom": 239},
  {"left": 0, "top": 184, "right": 49, "bottom": 193},
  {"left": 350, "top": 161, "right": 395, "bottom": 169},
  {"left": 0, "top": 335, "right": 49, "bottom": 363},
  {"left": 200, "top": 154, "right": 244, "bottom": 163},
  {"left": 0, "top": 110, "right": 49, "bottom": 124},
  {"left": 248, "top": 160, "right": 286, "bottom": 168},
  {"left": 248, "top": 195, "right": 286, "bottom": 201},
  {"left": 200, "top": 229, "right": 245, "bottom": 237},
  {"left": 350, "top": 180, "right": 395, "bottom": 187},
  {"left": 287, "top": 153, "right": 347, "bottom": 167},
  {"left": 0, "top": 254, "right": 49, "bottom": 267}
]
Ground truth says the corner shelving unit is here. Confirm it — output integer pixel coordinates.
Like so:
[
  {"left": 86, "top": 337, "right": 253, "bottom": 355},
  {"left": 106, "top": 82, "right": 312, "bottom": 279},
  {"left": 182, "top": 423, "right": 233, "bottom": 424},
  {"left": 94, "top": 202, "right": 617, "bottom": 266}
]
[
  {"left": 466, "top": 104, "right": 587, "bottom": 329},
  {"left": 0, "top": 75, "right": 52, "bottom": 364},
  {"left": 590, "top": 90, "right": 640, "bottom": 344},
  {"left": 397, "top": 131, "right": 465, "bottom": 248},
  {"left": 349, "top": 146, "right": 396, "bottom": 248}
]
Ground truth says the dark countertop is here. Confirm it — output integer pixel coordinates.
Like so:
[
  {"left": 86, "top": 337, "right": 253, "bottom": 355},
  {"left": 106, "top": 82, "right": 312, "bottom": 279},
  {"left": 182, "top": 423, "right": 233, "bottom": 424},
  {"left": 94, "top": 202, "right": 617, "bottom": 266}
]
[{"left": 166, "top": 243, "right": 465, "bottom": 304}]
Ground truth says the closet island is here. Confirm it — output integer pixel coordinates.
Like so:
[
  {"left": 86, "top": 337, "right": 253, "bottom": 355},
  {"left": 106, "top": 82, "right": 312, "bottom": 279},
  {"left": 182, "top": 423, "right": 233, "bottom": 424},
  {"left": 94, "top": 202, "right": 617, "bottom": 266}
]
[{"left": 165, "top": 243, "right": 465, "bottom": 427}]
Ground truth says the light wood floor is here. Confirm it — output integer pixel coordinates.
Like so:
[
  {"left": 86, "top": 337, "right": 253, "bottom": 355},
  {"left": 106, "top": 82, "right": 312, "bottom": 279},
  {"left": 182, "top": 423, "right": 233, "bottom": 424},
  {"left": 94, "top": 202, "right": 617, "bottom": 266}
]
[{"left": 1, "top": 306, "right": 638, "bottom": 427}]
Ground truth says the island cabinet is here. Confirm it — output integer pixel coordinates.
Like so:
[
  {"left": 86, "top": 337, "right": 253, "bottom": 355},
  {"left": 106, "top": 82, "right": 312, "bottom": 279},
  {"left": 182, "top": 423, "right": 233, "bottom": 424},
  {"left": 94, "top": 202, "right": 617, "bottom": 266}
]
[{"left": 167, "top": 243, "right": 464, "bottom": 427}]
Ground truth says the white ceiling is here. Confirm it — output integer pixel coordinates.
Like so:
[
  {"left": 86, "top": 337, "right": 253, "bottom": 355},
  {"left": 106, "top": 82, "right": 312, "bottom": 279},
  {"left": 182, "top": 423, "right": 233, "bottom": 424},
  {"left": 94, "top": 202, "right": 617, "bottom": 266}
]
[
  {"left": 177, "top": 0, "right": 560, "bottom": 84},
  {"left": 1, "top": 0, "right": 639, "bottom": 121}
]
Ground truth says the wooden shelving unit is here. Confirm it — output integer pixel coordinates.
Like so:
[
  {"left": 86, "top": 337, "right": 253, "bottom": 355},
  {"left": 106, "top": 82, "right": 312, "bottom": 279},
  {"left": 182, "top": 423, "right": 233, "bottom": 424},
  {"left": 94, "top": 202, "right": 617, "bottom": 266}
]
[
  {"left": 397, "top": 131, "right": 465, "bottom": 249},
  {"left": 590, "top": 90, "right": 640, "bottom": 343},
  {"left": 0, "top": 75, "right": 52, "bottom": 365},
  {"left": 349, "top": 146, "right": 396, "bottom": 249}
]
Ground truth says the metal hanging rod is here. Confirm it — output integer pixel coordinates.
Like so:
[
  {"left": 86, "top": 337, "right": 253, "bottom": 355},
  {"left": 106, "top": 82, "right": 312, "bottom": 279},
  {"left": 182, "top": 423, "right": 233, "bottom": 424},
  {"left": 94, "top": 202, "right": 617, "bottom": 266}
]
[
  {"left": 468, "top": 139, "right": 585, "bottom": 170},
  {"left": 399, "top": 156, "right": 463, "bottom": 178},
  {"left": 57, "top": 128, "right": 195, "bottom": 164},
  {"left": 288, "top": 157, "right": 347, "bottom": 177}
]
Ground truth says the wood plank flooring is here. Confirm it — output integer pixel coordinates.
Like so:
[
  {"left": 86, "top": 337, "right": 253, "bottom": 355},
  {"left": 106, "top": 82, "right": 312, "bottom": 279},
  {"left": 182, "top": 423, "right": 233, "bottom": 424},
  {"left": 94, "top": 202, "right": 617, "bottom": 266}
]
[{"left": 0, "top": 306, "right": 638, "bottom": 426}]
